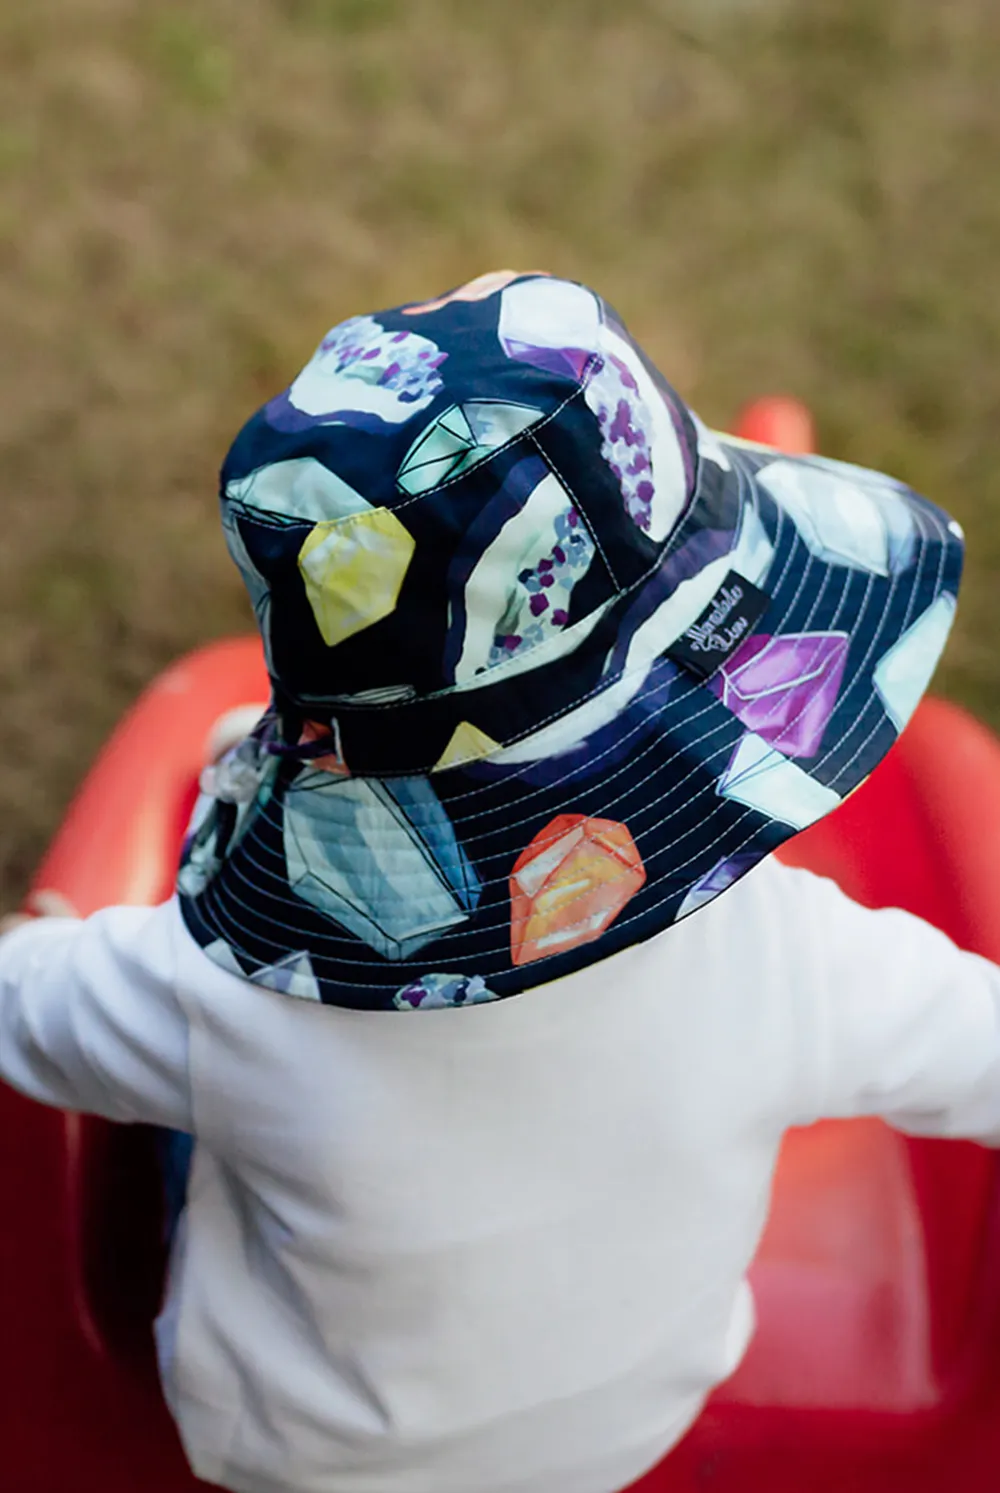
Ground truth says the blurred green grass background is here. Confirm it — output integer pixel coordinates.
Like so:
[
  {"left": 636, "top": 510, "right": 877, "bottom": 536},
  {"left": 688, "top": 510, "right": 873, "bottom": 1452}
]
[{"left": 2, "top": 0, "right": 999, "bottom": 904}]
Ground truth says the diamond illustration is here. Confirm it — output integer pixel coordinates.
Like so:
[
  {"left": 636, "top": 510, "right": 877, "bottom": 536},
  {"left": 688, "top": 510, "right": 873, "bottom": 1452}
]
[
  {"left": 397, "top": 401, "right": 542, "bottom": 495},
  {"left": 298, "top": 507, "right": 416, "bottom": 647},
  {"left": 202, "top": 939, "right": 246, "bottom": 978},
  {"left": 393, "top": 972, "right": 498, "bottom": 1010},
  {"left": 676, "top": 852, "right": 758, "bottom": 920},
  {"left": 718, "top": 733, "right": 841, "bottom": 829},
  {"left": 874, "top": 592, "right": 957, "bottom": 731},
  {"left": 226, "top": 457, "right": 371, "bottom": 525},
  {"left": 709, "top": 632, "right": 850, "bottom": 758},
  {"left": 433, "top": 721, "right": 500, "bottom": 772},
  {"left": 510, "top": 813, "right": 646, "bottom": 966},
  {"left": 249, "top": 951, "right": 322, "bottom": 1002},
  {"left": 757, "top": 460, "right": 917, "bottom": 576},
  {"left": 284, "top": 771, "right": 480, "bottom": 961}
]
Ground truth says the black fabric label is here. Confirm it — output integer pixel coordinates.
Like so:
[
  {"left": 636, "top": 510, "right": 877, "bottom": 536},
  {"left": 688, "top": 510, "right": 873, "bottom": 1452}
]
[{"left": 666, "top": 570, "right": 771, "bottom": 680}]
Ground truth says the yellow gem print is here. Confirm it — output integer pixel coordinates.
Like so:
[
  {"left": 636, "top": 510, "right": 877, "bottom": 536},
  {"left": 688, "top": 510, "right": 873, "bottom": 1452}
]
[
  {"left": 298, "top": 508, "right": 416, "bottom": 647},
  {"left": 433, "top": 721, "right": 500, "bottom": 772}
]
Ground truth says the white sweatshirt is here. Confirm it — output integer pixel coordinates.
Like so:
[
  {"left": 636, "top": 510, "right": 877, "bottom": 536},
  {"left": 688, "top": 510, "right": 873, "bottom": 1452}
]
[{"left": 2, "top": 857, "right": 1000, "bottom": 1493}]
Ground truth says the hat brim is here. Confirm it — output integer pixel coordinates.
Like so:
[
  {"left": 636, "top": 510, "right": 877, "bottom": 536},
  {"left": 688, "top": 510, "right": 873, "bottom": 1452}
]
[{"left": 179, "top": 434, "right": 962, "bottom": 1010}]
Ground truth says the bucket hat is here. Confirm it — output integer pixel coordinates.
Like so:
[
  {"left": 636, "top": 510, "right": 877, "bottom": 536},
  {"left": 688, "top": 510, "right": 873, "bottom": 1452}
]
[{"left": 178, "top": 271, "right": 963, "bottom": 1010}]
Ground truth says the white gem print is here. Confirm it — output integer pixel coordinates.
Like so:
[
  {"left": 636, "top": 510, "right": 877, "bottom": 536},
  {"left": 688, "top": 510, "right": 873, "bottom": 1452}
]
[
  {"left": 873, "top": 592, "right": 957, "bottom": 731},
  {"left": 757, "top": 459, "right": 917, "bottom": 576}
]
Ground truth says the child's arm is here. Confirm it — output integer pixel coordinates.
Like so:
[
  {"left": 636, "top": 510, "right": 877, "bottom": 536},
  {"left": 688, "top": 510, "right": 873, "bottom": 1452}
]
[
  {"left": 773, "top": 861, "right": 1000, "bottom": 1141},
  {"left": 0, "top": 903, "right": 191, "bottom": 1130}
]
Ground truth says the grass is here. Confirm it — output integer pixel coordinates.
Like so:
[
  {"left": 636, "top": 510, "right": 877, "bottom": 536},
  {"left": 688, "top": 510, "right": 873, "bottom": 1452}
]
[{"left": 1, "top": 0, "right": 999, "bottom": 904}]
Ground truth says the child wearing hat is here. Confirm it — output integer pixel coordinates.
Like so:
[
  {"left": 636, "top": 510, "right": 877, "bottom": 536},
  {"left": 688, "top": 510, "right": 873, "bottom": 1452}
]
[{"left": 1, "top": 272, "right": 999, "bottom": 1493}]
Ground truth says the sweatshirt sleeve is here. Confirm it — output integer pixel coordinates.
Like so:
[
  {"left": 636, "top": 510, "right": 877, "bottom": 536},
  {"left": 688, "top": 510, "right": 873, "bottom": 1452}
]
[
  {"left": 771, "top": 861, "right": 1000, "bottom": 1142},
  {"left": 0, "top": 901, "right": 191, "bottom": 1130}
]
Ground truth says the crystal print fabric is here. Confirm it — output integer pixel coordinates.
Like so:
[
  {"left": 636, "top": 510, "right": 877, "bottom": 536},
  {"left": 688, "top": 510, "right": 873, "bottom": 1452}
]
[
  {"left": 393, "top": 973, "right": 498, "bottom": 1010},
  {"left": 486, "top": 500, "right": 773, "bottom": 776},
  {"left": 584, "top": 351, "right": 656, "bottom": 531},
  {"left": 249, "top": 952, "right": 322, "bottom": 1002},
  {"left": 874, "top": 593, "right": 958, "bottom": 731},
  {"left": 718, "top": 734, "right": 842, "bottom": 829},
  {"left": 267, "top": 316, "right": 447, "bottom": 432},
  {"left": 676, "top": 853, "right": 759, "bottom": 920},
  {"left": 452, "top": 469, "right": 597, "bottom": 683},
  {"left": 298, "top": 508, "right": 416, "bottom": 647},
  {"left": 402, "top": 269, "right": 541, "bottom": 317},
  {"left": 487, "top": 503, "right": 595, "bottom": 669},
  {"left": 283, "top": 772, "right": 481, "bottom": 961},
  {"left": 227, "top": 457, "right": 371, "bottom": 525},
  {"left": 510, "top": 815, "right": 646, "bottom": 966},
  {"left": 220, "top": 509, "right": 274, "bottom": 667},
  {"left": 709, "top": 633, "right": 850, "bottom": 758},
  {"left": 432, "top": 721, "right": 500, "bottom": 772},
  {"left": 180, "top": 272, "right": 964, "bottom": 1008},
  {"left": 498, "top": 277, "right": 690, "bottom": 542},
  {"left": 758, "top": 459, "right": 918, "bottom": 576},
  {"left": 397, "top": 401, "right": 542, "bottom": 496}
]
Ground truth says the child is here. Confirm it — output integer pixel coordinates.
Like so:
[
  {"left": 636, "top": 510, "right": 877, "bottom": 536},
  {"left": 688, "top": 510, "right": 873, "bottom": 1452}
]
[{"left": 2, "top": 271, "right": 998, "bottom": 1493}]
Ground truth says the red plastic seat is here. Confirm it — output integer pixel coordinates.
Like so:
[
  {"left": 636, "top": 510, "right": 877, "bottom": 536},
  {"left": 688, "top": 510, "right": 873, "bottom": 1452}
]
[{"left": 0, "top": 640, "right": 270, "bottom": 1493}]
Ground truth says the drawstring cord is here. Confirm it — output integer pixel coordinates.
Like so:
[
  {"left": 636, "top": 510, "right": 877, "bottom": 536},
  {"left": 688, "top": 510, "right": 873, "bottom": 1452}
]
[{"left": 200, "top": 714, "right": 344, "bottom": 805}]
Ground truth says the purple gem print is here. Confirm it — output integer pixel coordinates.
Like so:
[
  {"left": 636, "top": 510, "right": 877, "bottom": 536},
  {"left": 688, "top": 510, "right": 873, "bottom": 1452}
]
[
  {"left": 709, "top": 632, "right": 850, "bottom": 758},
  {"left": 497, "top": 276, "right": 598, "bottom": 381},
  {"left": 676, "top": 852, "right": 758, "bottom": 920}
]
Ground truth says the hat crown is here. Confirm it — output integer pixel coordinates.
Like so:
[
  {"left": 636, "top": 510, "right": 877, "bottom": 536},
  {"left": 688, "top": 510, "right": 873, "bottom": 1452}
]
[{"left": 220, "top": 275, "right": 698, "bottom": 717}]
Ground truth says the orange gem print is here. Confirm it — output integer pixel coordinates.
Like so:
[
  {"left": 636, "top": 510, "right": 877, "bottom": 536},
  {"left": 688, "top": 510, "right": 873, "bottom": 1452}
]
[
  {"left": 402, "top": 269, "right": 549, "bottom": 317},
  {"left": 299, "top": 719, "right": 349, "bottom": 776},
  {"left": 509, "top": 814, "right": 646, "bottom": 967}
]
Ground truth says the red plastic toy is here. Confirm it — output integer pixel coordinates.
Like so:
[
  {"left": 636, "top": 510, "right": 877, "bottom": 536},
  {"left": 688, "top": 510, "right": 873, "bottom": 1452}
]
[{"left": 2, "top": 400, "right": 999, "bottom": 1492}]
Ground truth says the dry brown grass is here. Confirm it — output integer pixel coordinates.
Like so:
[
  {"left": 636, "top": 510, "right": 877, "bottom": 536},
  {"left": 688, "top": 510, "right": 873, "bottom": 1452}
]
[{"left": 2, "top": 0, "right": 1000, "bottom": 904}]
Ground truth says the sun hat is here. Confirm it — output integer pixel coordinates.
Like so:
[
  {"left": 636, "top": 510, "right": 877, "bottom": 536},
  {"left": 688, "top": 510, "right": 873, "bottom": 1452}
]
[{"left": 177, "top": 270, "right": 964, "bottom": 1011}]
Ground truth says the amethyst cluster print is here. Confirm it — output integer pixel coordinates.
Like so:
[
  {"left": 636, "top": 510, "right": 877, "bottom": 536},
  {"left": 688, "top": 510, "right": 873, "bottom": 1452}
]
[
  {"left": 267, "top": 315, "right": 447, "bottom": 433},
  {"left": 451, "top": 467, "right": 598, "bottom": 685},
  {"left": 584, "top": 352, "right": 655, "bottom": 532},
  {"left": 489, "top": 505, "right": 594, "bottom": 668},
  {"left": 393, "top": 973, "right": 497, "bottom": 1010}
]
